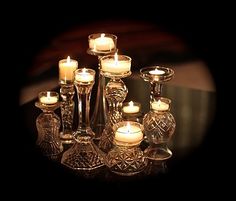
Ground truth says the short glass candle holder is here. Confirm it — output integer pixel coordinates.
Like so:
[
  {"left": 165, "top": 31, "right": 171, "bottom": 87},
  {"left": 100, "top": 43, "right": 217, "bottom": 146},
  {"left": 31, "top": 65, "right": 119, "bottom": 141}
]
[
  {"left": 143, "top": 97, "right": 176, "bottom": 160},
  {"left": 35, "top": 91, "right": 63, "bottom": 160},
  {"left": 122, "top": 101, "right": 143, "bottom": 123},
  {"left": 105, "top": 121, "right": 148, "bottom": 176}
]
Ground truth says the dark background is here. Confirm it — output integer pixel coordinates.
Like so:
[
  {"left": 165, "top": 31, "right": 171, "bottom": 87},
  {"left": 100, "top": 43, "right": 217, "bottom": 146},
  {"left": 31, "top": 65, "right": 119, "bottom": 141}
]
[{"left": 8, "top": 3, "right": 229, "bottom": 197}]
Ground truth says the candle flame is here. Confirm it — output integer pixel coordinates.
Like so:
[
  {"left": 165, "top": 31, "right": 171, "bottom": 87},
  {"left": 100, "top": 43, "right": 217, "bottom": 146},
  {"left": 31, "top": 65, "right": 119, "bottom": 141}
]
[
  {"left": 129, "top": 101, "right": 134, "bottom": 107},
  {"left": 101, "top": 33, "right": 105, "bottom": 38},
  {"left": 47, "top": 91, "right": 50, "bottom": 98},
  {"left": 114, "top": 52, "right": 118, "bottom": 65},
  {"left": 157, "top": 99, "right": 161, "bottom": 106},
  {"left": 67, "top": 56, "right": 71, "bottom": 63},
  {"left": 82, "top": 68, "right": 87, "bottom": 74},
  {"left": 127, "top": 122, "right": 131, "bottom": 133}
]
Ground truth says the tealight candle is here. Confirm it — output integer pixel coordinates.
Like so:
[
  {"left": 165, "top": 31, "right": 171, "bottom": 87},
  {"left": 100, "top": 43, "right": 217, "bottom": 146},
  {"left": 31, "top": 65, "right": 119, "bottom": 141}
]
[
  {"left": 149, "top": 68, "right": 165, "bottom": 75},
  {"left": 89, "top": 33, "right": 115, "bottom": 51},
  {"left": 74, "top": 68, "right": 95, "bottom": 83},
  {"left": 40, "top": 91, "right": 58, "bottom": 104},
  {"left": 151, "top": 99, "right": 169, "bottom": 111},
  {"left": 101, "top": 53, "right": 131, "bottom": 74},
  {"left": 59, "top": 56, "right": 78, "bottom": 83},
  {"left": 122, "top": 101, "right": 140, "bottom": 114},
  {"left": 115, "top": 122, "right": 143, "bottom": 145}
]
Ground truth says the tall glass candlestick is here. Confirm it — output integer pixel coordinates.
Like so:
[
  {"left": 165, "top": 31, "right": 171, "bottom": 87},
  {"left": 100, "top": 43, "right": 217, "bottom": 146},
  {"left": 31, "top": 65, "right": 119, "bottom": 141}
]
[
  {"left": 106, "top": 121, "right": 147, "bottom": 176},
  {"left": 98, "top": 54, "right": 131, "bottom": 153},
  {"left": 87, "top": 33, "right": 117, "bottom": 140},
  {"left": 61, "top": 68, "right": 104, "bottom": 170},
  {"left": 140, "top": 66, "right": 176, "bottom": 160},
  {"left": 59, "top": 57, "right": 78, "bottom": 144}
]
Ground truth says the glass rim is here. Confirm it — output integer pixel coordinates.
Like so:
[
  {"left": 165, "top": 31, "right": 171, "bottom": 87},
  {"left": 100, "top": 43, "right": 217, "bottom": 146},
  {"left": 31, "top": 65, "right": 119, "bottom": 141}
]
[
  {"left": 140, "top": 66, "right": 174, "bottom": 82},
  {"left": 100, "top": 54, "right": 132, "bottom": 62},
  {"left": 113, "top": 121, "right": 144, "bottom": 133},
  {"left": 74, "top": 68, "right": 96, "bottom": 75},
  {"left": 88, "top": 33, "right": 118, "bottom": 40},
  {"left": 151, "top": 97, "right": 171, "bottom": 104},
  {"left": 38, "top": 91, "right": 59, "bottom": 99}
]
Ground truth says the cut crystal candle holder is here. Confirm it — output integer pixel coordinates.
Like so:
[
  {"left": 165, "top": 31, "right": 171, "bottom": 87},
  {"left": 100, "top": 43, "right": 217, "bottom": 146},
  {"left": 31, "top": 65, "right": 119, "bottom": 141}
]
[
  {"left": 87, "top": 33, "right": 117, "bottom": 140},
  {"left": 105, "top": 121, "right": 148, "bottom": 176},
  {"left": 59, "top": 57, "right": 78, "bottom": 144},
  {"left": 140, "top": 66, "right": 175, "bottom": 147},
  {"left": 98, "top": 54, "right": 131, "bottom": 153},
  {"left": 61, "top": 68, "right": 104, "bottom": 170},
  {"left": 35, "top": 91, "right": 63, "bottom": 160},
  {"left": 143, "top": 97, "right": 176, "bottom": 160}
]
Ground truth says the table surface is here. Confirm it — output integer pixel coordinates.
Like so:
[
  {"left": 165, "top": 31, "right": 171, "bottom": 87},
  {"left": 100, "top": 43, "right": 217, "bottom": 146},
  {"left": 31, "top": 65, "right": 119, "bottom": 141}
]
[{"left": 19, "top": 73, "right": 216, "bottom": 191}]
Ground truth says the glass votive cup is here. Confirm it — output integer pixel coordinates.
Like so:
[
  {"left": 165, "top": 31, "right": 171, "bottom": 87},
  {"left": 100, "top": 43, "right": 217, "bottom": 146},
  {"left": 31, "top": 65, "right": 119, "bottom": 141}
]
[
  {"left": 74, "top": 68, "right": 95, "bottom": 85},
  {"left": 122, "top": 101, "right": 143, "bottom": 123},
  {"left": 38, "top": 91, "right": 59, "bottom": 107},
  {"left": 88, "top": 33, "right": 117, "bottom": 54},
  {"left": 100, "top": 54, "right": 132, "bottom": 78}
]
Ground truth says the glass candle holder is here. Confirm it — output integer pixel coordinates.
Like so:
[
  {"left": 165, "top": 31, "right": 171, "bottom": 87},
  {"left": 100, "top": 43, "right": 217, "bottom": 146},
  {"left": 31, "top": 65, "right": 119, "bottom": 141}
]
[
  {"left": 105, "top": 121, "right": 147, "bottom": 176},
  {"left": 87, "top": 33, "right": 117, "bottom": 140},
  {"left": 98, "top": 54, "right": 131, "bottom": 153},
  {"left": 143, "top": 97, "right": 176, "bottom": 160},
  {"left": 61, "top": 68, "right": 104, "bottom": 170},
  {"left": 122, "top": 101, "right": 143, "bottom": 123},
  {"left": 35, "top": 91, "right": 63, "bottom": 160},
  {"left": 59, "top": 56, "right": 78, "bottom": 144}
]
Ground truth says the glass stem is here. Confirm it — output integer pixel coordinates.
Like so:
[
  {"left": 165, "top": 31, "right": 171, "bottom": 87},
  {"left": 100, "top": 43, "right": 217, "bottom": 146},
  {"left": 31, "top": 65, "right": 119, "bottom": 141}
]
[
  {"left": 60, "top": 84, "right": 75, "bottom": 135},
  {"left": 150, "top": 82, "right": 163, "bottom": 102},
  {"left": 98, "top": 77, "right": 128, "bottom": 153},
  {"left": 78, "top": 93, "right": 90, "bottom": 130},
  {"left": 75, "top": 83, "right": 93, "bottom": 137},
  {"left": 108, "top": 101, "right": 122, "bottom": 125},
  {"left": 90, "top": 63, "right": 107, "bottom": 137}
]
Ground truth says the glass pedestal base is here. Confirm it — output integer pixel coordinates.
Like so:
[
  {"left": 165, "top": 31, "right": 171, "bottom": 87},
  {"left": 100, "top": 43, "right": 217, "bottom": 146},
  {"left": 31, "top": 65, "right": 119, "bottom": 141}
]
[
  {"left": 144, "top": 143, "right": 172, "bottom": 160},
  {"left": 61, "top": 136, "right": 104, "bottom": 170},
  {"left": 37, "top": 140, "right": 63, "bottom": 161},
  {"left": 106, "top": 146, "right": 147, "bottom": 176}
]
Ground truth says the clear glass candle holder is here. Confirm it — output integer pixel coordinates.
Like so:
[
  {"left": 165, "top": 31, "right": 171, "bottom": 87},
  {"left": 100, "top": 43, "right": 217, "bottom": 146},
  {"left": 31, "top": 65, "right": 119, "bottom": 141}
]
[
  {"left": 140, "top": 66, "right": 176, "bottom": 160},
  {"left": 61, "top": 68, "right": 104, "bottom": 170},
  {"left": 59, "top": 56, "right": 78, "bottom": 144},
  {"left": 87, "top": 33, "right": 117, "bottom": 140},
  {"left": 143, "top": 97, "right": 176, "bottom": 160},
  {"left": 98, "top": 54, "right": 131, "bottom": 153},
  {"left": 105, "top": 121, "right": 148, "bottom": 176},
  {"left": 35, "top": 91, "right": 63, "bottom": 160}
]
